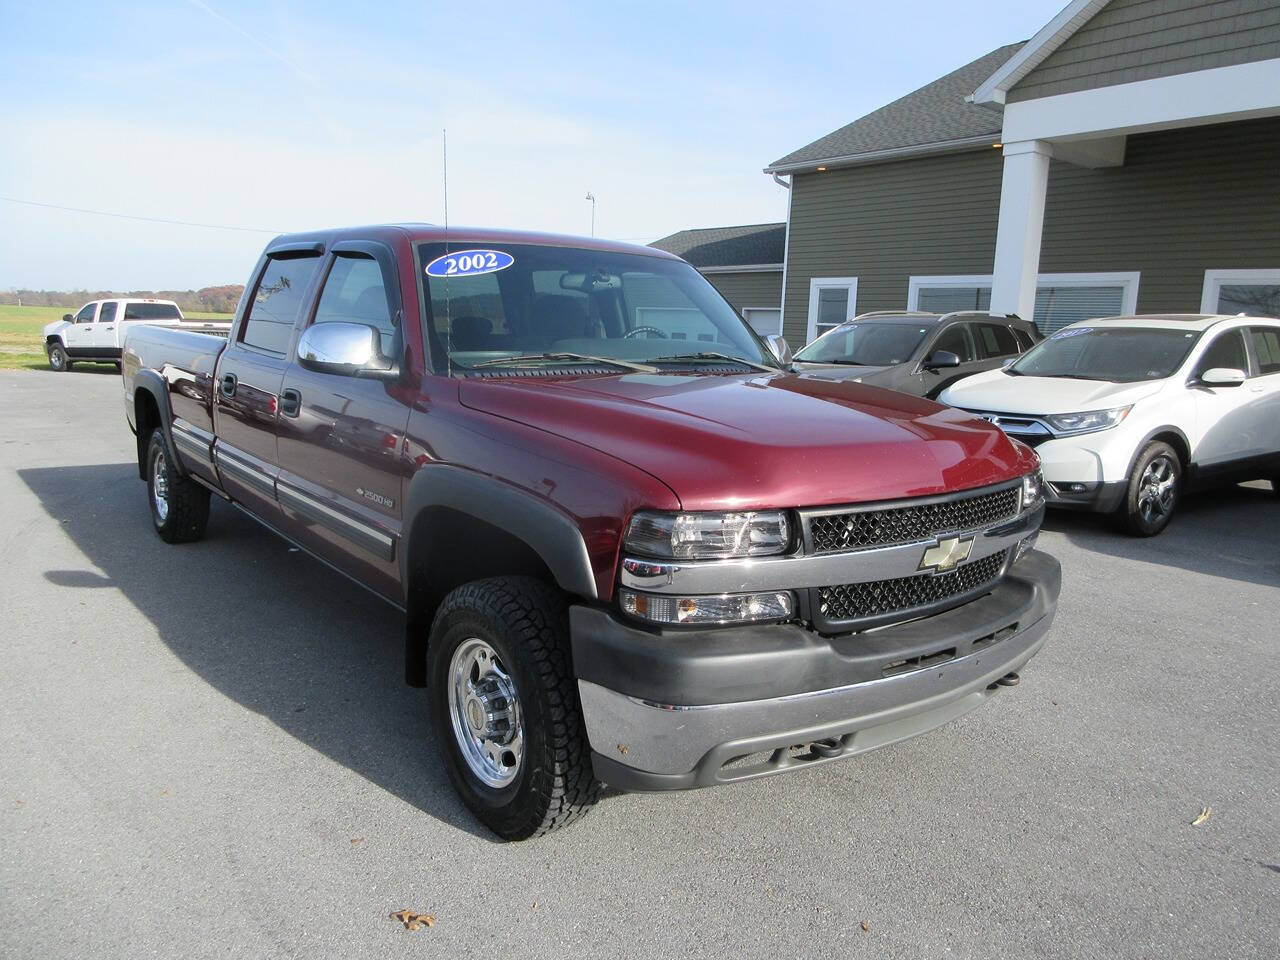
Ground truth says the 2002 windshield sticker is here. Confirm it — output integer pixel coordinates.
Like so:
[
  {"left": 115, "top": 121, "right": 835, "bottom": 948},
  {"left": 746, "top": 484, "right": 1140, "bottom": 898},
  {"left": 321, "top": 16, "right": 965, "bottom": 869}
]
[{"left": 425, "top": 249, "right": 514, "bottom": 278}]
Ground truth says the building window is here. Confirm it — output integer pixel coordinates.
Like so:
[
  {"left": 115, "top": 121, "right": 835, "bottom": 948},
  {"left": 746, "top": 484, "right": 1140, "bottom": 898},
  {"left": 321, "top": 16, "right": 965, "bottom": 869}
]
[
  {"left": 806, "top": 277, "right": 857, "bottom": 343},
  {"left": 1201, "top": 270, "right": 1280, "bottom": 317},
  {"left": 741, "top": 307, "right": 782, "bottom": 337},
  {"left": 908, "top": 273, "right": 1139, "bottom": 334}
]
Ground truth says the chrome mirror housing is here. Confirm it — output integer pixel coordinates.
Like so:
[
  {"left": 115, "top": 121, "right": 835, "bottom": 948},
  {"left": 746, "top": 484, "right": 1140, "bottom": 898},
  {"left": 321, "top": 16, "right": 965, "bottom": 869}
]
[
  {"left": 297, "top": 322, "right": 398, "bottom": 381},
  {"left": 763, "top": 333, "right": 793, "bottom": 367}
]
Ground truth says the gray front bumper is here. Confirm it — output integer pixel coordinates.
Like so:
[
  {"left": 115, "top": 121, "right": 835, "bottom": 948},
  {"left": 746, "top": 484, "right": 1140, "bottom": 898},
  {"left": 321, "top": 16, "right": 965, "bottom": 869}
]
[{"left": 577, "top": 551, "right": 1060, "bottom": 791}]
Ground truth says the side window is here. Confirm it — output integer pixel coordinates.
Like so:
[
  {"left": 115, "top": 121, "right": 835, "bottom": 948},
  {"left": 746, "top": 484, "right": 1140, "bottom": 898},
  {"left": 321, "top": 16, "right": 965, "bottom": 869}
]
[
  {"left": 312, "top": 255, "right": 398, "bottom": 356},
  {"left": 1195, "top": 330, "right": 1249, "bottom": 375},
  {"left": 975, "top": 322, "right": 1019, "bottom": 359},
  {"left": 1013, "top": 327, "right": 1036, "bottom": 351},
  {"left": 98, "top": 302, "right": 118, "bottom": 325},
  {"left": 931, "top": 324, "right": 976, "bottom": 362},
  {"left": 74, "top": 303, "right": 97, "bottom": 324},
  {"left": 242, "top": 255, "right": 320, "bottom": 355},
  {"left": 1250, "top": 327, "right": 1280, "bottom": 375}
]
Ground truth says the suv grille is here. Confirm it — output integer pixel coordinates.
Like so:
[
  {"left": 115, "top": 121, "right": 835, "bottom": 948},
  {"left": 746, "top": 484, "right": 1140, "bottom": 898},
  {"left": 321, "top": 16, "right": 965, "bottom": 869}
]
[
  {"left": 806, "top": 484, "right": 1020, "bottom": 554},
  {"left": 816, "top": 551, "right": 1008, "bottom": 627}
]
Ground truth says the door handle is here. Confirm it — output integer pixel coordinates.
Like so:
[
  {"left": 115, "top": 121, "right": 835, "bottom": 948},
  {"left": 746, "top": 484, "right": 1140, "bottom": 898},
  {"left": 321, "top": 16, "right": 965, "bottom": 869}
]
[
  {"left": 280, "top": 388, "right": 302, "bottom": 418},
  {"left": 103, "top": 326, "right": 114, "bottom": 330},
  {"left": 220, "top": 373, "right": 238, "bottom": 398}
]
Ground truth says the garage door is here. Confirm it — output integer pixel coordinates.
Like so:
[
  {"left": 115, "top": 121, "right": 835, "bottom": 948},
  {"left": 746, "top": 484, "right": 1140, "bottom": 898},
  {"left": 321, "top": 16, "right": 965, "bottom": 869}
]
[{"left": 742, "top": 308, "right": 782, "bottom": 337}]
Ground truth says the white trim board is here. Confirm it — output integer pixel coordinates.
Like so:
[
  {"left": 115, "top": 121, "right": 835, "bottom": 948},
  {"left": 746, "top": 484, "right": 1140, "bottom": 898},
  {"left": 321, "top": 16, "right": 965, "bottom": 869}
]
[
  {"left": 970, "top": 0, "right": 1110, "bottom": 106},
  {"left": 1200, "top": 269, "right": 1280, "bottom": 314},
  {"left": 697, "top": 264, "right": 783, "bottom": 275},
  {"left": 805, "top": 277, "right": 858, "bottom": 344},
  {"left": 908, "top": 272, "right": 1140, "bottom": 313},
  {"left": 1001, "top": 58, "right": 1280, "bottom": 144}
]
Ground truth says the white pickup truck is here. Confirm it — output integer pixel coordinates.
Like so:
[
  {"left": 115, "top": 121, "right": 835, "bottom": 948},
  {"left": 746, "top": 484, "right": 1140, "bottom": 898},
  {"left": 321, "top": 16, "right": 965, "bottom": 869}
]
[{"left": 43, "top": 299, "right": 231, "bottom": 372}]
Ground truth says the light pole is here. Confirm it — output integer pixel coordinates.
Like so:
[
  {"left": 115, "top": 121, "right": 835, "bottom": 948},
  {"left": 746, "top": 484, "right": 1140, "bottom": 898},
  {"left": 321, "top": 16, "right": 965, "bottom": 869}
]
[{"left": 585, "top": 192, "right": 596, "bottom": 237}]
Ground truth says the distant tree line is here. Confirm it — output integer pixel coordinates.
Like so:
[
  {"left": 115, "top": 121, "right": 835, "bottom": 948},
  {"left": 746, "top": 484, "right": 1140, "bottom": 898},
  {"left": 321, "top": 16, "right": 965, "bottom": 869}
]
[{"left": 1, "top": 285, "right": 245, "bottom": 314}]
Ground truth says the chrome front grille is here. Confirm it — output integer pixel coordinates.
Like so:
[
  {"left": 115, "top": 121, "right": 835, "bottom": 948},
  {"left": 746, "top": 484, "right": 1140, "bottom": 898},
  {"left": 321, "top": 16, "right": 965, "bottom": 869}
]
[
  {"left": 815, "top": 550, "right": 1008, "bottom": 628},
  {"left": 805, "top": 483, "right": 1020, "bottom": 554}
]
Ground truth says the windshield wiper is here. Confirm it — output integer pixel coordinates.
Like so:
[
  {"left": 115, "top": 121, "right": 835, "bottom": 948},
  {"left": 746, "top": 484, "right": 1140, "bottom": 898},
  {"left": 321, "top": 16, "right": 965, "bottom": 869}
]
[
  {"left": 651, "top": 351, "right": 779, "bottom": 373},
  {"left": 466, "top": 352, "right": 656, "bottom": 373}
]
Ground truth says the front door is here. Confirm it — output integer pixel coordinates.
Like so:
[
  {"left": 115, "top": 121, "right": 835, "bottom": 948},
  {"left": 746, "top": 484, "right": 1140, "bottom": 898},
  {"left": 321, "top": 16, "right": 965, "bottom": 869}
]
[
  {"left": 919, "top": 322, "right": 985, "bottom": 398},
  {"left": 212, "top": 252, "right": 323, "bottom": 521},
  {"left": 1189, "top": 327, "right": 1256, "bottom": 468},
  {"left": 1246, "top": 325, "right": 1280, "bottom": 462},
  {"left": 275, "top": 245, "right": 410, "bottom": 602},
  {"left": 63, "top": 302, "right": 99, "bottom": 354}
]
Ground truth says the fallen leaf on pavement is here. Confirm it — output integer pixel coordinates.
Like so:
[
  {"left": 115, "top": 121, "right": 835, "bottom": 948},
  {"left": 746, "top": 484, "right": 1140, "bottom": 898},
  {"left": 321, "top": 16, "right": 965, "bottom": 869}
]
[
  {"left": 391, "top": 910, "right": 435, "bottom": 931},
  {"left": 861, "top": 921, "right": 870, "bottom": 932},
  {"left": 159, "top": 789, "right": 170, "bottom": 797},
  {"left": 351, "top": 837, "right": 364, "bottom": 845},
  {"left": 1191, "top": 805, "right": 1212, "bottom": 826}
]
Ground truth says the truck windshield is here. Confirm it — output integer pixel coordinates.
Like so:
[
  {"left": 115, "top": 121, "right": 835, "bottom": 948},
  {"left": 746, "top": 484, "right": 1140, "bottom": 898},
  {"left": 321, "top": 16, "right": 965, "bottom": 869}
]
[
  {"left": 1008, "top": 326, "right": 1200, "bottom": 383},
  {"left": 417, "top": 242, "right": 775, "bottom": 374},
  {"left": 793, "top": 321, "right": 931, "bottom": 366},
  {"left": 123, "top": 302, "right": 181, "bottom": 320}
]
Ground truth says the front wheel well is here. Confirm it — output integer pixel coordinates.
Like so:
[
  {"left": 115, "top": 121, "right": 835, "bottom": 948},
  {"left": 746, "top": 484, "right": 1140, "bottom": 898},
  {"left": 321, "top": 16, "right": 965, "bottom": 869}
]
[
  {"left": 1145, "top": 430, "right": 1191, "bottom": 472},
  {"left": 403, "top": 507, "right": 561, "bottom": 686}
]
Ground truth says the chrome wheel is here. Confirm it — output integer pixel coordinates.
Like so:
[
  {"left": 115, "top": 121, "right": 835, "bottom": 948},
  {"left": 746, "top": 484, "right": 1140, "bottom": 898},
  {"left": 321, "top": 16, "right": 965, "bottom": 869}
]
[
  {"left": 48, "top": 346, "right": 66, "bottom": 371},
  {"left": 1136, "top": 454, "right": 1176, "bottom": 524},
  {"left": 447, "top": 638, "right": 523, "bottom": 788},
  {"left": 152, "top": 447, "right": 170, "bottom": 523}
]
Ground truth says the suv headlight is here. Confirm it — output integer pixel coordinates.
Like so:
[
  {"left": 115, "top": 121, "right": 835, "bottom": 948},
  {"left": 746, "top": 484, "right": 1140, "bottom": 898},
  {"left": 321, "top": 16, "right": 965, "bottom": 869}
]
[
  {"left": 624, "top": 510, "right": 791, "bottom": 560},
  {"left": 1043, "top": 406, "right": 1131, "bottom": 437}
]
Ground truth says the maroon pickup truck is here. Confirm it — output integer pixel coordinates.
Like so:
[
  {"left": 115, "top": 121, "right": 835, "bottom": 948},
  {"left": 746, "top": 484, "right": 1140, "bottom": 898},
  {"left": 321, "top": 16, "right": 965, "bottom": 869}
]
[{"left": 122, "top": 224, "right": 1060, "bottom": 839}]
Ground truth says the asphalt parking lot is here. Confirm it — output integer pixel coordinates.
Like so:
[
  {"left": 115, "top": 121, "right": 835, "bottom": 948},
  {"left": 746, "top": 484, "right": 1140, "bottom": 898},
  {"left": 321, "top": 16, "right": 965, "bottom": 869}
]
[{"left": 1, "top": 368, "right": 1277, "bottom": 960}]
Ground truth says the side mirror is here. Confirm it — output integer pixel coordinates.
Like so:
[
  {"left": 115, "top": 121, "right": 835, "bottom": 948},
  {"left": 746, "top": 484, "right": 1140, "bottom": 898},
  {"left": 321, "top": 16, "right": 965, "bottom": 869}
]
[
  {"left": 763, "top": 333, "right": 793, "bottom": 366},
  {"left": 297, "top": 322, "right": 399, "bottom": 382},
  {"left": 62, "top": 313, "right": 73, "bottom": 323},
  {"left": 1198, "top": 367, "right": 1246, "bottom": 387},
  {"left": 924, "top": 350, "right": 961, "bottom": 371}
]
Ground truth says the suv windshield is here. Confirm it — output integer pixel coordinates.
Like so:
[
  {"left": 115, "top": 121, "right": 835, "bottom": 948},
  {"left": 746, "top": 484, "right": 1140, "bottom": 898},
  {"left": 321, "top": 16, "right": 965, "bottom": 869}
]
[
  {"left": 793, "top": 320, "right": 931, "bottom": 366},
  {"left": 418, "top": 242, "right": 775, "bottom": 374},
  {"left": 1008, "top": 326, "right": 1201, "bottom": 382}
]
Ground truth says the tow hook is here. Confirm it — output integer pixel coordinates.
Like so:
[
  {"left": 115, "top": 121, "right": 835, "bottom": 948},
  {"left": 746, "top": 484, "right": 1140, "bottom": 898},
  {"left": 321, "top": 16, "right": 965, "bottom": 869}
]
[{"left": 987, "top": 671, "right": 1021, "bottom": 691}]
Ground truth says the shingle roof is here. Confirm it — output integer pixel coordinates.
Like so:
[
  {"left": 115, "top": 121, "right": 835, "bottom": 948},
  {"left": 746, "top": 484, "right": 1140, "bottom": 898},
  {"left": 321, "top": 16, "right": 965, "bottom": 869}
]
[
  {"left": 765, "top": 42, "right": 1024, "bottom": 172},
  {"left": 649, "top": 222, "right": 786, "bottom": 268}
]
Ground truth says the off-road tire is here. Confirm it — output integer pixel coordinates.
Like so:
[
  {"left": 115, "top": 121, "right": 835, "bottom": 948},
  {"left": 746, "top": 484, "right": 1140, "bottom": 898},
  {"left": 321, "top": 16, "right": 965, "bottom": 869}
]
[
  {"left": 146, "top": 429, "right": 210, "bottom": 543},
  {"left": 47, "top": 343, "right": 70, "bottom": 372},
  {"left": 428, "top": 576, "right": 600, "bottom": 840},
  {"left": 1118, "top": 441, "right": 1181, "bottom": 537}
]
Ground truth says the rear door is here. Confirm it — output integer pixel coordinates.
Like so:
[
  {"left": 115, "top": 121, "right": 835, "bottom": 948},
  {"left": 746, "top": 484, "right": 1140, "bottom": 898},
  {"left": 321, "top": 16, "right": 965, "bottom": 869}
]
[
  {"left": 92, "top": 301, "right": 120, "bottom": 350},
  {"left": 62, "top": 302, "right": 99, "bottom": 353},
  {"left": 274, "top": 242, "right": 410, "bottom": 601},
  {"left": 213, "top": 247, "right": 323, "bottom": 521}
]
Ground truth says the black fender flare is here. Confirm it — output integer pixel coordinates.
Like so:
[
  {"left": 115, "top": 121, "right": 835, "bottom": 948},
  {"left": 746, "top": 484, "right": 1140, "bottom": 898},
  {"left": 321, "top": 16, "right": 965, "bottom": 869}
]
[
  {"left": 131, "top": 369, "right": 187, "bottom": 480},
  {"left": 399, "top": 465, "right": 598, "bottom": 602}
]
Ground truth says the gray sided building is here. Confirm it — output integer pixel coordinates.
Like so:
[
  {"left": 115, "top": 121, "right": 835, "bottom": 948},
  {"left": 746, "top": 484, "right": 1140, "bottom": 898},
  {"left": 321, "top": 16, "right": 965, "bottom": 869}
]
[
  {"left": 766, "top": 0, "right": 1280, "bottom": 346},
  {"left": 650, "top": 223, "right": 785, "bottom": 337}
]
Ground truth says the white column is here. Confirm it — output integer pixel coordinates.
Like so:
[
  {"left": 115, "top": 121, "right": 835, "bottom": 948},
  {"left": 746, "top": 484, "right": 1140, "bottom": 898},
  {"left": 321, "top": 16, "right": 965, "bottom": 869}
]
[{"left": 990, "top": 140, "right": 1053, "bottom": 321}]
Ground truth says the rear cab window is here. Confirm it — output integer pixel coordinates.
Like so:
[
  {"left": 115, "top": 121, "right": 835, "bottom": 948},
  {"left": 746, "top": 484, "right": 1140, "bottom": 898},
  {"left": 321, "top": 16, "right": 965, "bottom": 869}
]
[
  {"left": 123, "top": 302, "right": 181, "bottom": 321},
  {"left": 241, "top": 255, "right": 321, "bottom": 354}
]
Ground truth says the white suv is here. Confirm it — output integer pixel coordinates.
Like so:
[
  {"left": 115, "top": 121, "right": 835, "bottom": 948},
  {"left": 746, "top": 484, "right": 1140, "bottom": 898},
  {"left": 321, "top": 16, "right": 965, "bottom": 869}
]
[{"left": 940, "top": 314, "right": 1280, "bottom": 535}]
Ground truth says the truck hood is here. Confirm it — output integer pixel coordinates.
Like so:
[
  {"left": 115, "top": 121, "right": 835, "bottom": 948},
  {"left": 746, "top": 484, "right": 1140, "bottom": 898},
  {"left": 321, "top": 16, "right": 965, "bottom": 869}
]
[
  {"left": 459, "top": 372, "right": 1036, "bottom": 511},
  {"left": 940, "top": 368, "right": 1163, "bottom": 414}
]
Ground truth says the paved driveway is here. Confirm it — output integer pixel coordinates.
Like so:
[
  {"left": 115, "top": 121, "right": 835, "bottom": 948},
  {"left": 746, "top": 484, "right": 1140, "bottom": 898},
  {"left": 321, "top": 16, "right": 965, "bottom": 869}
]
[{"left": 1, "top": 369, "right": 1276, "bottom": 959}]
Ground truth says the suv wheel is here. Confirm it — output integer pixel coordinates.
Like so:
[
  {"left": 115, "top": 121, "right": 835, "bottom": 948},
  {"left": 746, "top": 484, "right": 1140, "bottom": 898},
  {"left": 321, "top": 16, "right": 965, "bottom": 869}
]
[
  {"left": 1119, "top": 441, "right": 1181, "bottom": 536},
  {"left": 146, "top": 429, "right": 210, "bottom": 543},
  {"left": 47, "top": 343, "right": 70, "bottom": 372},
  {"left": 428, "top": 576, "right": 600, "bottom": 840}
]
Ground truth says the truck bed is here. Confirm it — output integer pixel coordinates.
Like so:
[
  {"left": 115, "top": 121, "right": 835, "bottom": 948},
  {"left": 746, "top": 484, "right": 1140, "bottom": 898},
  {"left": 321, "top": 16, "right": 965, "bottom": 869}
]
[{"left": 123, "top": 324, "right": 227, "bottom": 435}]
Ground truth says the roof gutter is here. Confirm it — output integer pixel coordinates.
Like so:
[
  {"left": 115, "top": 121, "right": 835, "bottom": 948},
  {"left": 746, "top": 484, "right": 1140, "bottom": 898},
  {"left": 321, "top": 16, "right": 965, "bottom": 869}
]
[
  {"left": 763, "top": 134, "right": 1000, "bottom": 176},
  {"left": 771, "top": 172, "right": 790, "bottom": 189}
]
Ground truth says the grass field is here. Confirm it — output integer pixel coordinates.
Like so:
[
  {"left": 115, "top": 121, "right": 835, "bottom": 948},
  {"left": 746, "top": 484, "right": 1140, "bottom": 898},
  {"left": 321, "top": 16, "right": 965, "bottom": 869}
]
[{"left": 0, "top": 304, "right": 233, "bottom": 371}]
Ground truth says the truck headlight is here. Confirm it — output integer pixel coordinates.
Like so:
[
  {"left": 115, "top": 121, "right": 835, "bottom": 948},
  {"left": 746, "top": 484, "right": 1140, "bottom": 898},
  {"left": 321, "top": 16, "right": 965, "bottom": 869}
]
[
  {"left": 624, "top": 510, "right": 791, "bottom": 560},
  {"left": 620, "top": 589, "right": 794, "bottom": 626},
  {"left": 1043, "top": 406, "right": 1131, "bottom": 437},
  {"left": 1020, "top": 469, "right": 1044, "bottom": 511}
]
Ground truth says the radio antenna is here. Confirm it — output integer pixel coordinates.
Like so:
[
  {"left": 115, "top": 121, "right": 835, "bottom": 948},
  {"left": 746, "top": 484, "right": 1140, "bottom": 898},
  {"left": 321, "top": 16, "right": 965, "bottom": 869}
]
[{"left": 443, "top": 128, "right": 451, "bottom": 377}]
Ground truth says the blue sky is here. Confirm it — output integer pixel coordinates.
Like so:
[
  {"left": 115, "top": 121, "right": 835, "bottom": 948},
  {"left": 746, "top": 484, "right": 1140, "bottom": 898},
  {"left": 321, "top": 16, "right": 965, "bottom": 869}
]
[{"left": 0, "top": 0, "right": 1063, "bottom": 290}]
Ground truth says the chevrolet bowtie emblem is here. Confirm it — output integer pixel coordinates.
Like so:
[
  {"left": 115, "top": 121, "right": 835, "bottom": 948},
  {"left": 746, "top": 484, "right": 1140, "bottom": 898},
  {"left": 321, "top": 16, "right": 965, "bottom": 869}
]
[{"left": 919, "top": 536, "right": 973, "bottom": 574}]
